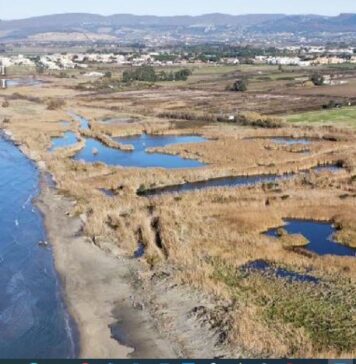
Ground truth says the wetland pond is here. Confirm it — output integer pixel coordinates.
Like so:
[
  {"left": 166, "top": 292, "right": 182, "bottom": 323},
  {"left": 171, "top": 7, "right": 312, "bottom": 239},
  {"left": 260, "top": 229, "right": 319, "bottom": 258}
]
[
  {"left": 0, "top": 135, "right": 77, "bottom": 358},
  {"left": 6, "top": 79, "right": 43, "bottom": 87},
  {"left": 50, "top": 131, "right": 78, "bottom": 151},
  {"left": 73, "top": 134, "right": 207, "bottom": 169},
  {"left": 241, "top": 260, "right": 319, "bottom": 283},
  {"left": 69, "top": 113, "right": 90, "bottom": 130},
  {"left": 271, "top": 137, "right": 311, "bottom": 145},
  {"left": 266, "top": 219, "right": 355, "bottom": 257},
  {"left": 244, "top": 136, "right": 312, "bottom": 145},
  {"left": 139, "top": 164, "right": 343, "bottom": 196}
]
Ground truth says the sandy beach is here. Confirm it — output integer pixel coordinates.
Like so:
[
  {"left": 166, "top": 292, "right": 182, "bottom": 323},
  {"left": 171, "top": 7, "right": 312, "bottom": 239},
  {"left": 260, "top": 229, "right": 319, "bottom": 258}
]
[
  {"left": 36, "top": 182, "right": 179, "bottom": 358},
  {"left": 36, "top": 179, "right": 230, "bottom": 358}
]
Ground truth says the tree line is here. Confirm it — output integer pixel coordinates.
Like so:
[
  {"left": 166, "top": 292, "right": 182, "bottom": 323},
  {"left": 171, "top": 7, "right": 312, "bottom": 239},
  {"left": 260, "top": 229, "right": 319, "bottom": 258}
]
[{"left": 122, "top": 66, "right": 192, "bottom": 83}]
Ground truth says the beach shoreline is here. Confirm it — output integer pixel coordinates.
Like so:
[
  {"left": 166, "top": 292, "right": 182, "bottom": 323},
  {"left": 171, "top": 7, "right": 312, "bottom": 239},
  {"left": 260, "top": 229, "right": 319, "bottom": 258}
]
[
  {"left": 36, "top": 182, "right": 136, "bottom": 358},
  {"left": 35, "top": 177, "right": 189, "bottom": 358}
]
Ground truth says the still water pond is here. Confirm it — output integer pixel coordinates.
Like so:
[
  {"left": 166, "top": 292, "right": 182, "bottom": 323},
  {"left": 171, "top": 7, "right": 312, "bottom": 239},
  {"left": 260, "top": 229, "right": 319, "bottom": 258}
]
[
  {"left": 50, "top": 131, "right": 78, "bottom": 151},
  {"left": 266, "top": 219, "right": 355, "bottom": 257},
  {"left": 6, "top": 79, "right": 43, "bottom": 87},
  {"left": 0, "top": 135, "right": 76, "bottom": 358},
  {"left": 74, "top": 134, "right": 207, "bottom": 169},
  {"left": 271, "top": 138, "right": 311, "bottom": 145},
  {"left": 139, "top": 165, "right": 342, "bottom": 196},
  {"left": 241, "top": 260, "right": 319, "bottom": 283}
]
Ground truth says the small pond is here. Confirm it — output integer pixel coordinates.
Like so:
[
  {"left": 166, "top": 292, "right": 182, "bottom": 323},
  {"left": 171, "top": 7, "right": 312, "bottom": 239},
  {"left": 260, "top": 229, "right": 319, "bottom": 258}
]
[
  {"left": 50, "top": 132, "right": 78, "bottom": 151},
  {"left": 139, "top": 164, "right": 343, "bottom": 196},
  {"left": 271, "top": 137, "right": 311, "bottom": 145},
  {"left": 139, "top": 173, "right": 289, "bottom": 196},
  {"left": 241, "top": 260, "right": 319, "bottom": 283},
  {"left": 74, "top": 135, "right": 207, "bottom": 169},
  {"left": 113, "top": 133, "right": 206, "bottom": 150},
  {"left": 265, "top": 219, "right": 355, "bottom": 257},
  {"left": 6, "top": 79, "right": 43, "bottom": 87}
]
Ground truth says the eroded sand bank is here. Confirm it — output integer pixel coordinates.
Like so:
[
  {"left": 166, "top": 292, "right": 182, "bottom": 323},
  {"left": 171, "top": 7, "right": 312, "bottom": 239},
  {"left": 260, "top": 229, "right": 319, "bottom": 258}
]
[{"left": 36, "top": 184, "right": 177, "bottom": 358}]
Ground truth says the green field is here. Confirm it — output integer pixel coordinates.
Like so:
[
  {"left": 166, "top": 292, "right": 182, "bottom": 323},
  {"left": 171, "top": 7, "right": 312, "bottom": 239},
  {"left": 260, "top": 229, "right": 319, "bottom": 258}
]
[{"left": 286, "top": 106, "right": 356, "bottom": 128}]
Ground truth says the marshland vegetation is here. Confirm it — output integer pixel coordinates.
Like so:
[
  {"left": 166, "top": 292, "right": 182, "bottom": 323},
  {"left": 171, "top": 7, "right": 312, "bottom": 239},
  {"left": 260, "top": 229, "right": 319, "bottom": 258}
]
[{"left": 1, "top": 62, "right": 355, "bottom": 358}]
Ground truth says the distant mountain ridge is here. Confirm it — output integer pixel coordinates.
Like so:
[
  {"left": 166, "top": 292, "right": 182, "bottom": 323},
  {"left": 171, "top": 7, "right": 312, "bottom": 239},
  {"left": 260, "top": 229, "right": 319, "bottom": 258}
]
[
  {"left": 0, "top": 13, "right": 355, "bottom": 41},
  {"left": 0, "top": 13, "right": 284, "bottom": 29},
  {"left": 251, "top": 13, "right": 356, "bottom": 33}
]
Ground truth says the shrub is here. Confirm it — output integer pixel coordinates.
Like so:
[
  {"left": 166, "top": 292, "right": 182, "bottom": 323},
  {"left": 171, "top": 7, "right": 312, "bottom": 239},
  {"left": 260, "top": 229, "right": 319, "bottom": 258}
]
[
  {"left": 2, "top": 100, "right": 9, "bottom": 108},
  {"left": 123, "top": 66, "right": 157, "bottom": 83},
  {"left": 47, "top": 98, "right": 66, "bottom": 110},
  {"left": 236, "top": 111, "right": 284, "bottom": 128},
  {"left": 228, "top": 79, "right": 248, "bottom": 92},
  {"left": 311, "top": 72, "right": 324, "bottom": 86},
  {"left": 322, "top": 100, "right": 344, "bottom": 109},
  {"left": 174, "top": 68, "right": 192, "bottom": 81},
  {"left": 122, "top": 66, "right": 192, "bottom": 83}
]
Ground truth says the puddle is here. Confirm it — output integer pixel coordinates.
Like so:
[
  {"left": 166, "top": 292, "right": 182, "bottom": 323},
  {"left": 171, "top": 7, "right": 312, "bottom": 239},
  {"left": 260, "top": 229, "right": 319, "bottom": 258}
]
[
  {"left": 133, "top": 243, "right": 145, "bottom": 258},
  {"left": 73, "top": 135, "right": 207, "bottom": 169},
  {"left": 50, "top": 132, "right": 78, "bottom": 151},
  {"left": 266, "top": 219, "right": 355, "bottom": 257},
  {"left": 99, "top": 188, "right": 115, "bottom": 196},
  {"left": 6, "top": 79, "right": 43, "bottom": 87},
  {"left": 110, "top": 304, "right": 172, "bottom": 358},
  {"left": 271, "top": 138, "right": 311, "bottom": 145},
  {"left": 241, "top": 260, "right": 319, "bottom": 283}
]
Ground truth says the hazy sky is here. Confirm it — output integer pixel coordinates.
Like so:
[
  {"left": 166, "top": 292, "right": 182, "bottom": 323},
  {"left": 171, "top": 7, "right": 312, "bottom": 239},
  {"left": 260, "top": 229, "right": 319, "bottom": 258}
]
[{"left": 1, "top": 0, "right": 356, "bottom": 19}]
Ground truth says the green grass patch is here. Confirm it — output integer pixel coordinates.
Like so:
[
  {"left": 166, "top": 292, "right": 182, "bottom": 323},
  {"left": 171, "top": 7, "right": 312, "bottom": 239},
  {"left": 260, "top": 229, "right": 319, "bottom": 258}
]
[
  {"left": 286, "top": 107, "right": 356, "bottom": 128},
  {"left": 264, "top": 279, "right": 356, "bottom": 353},
  {"left": 210, "top": 258, "right": 356, "bottom": 353}
]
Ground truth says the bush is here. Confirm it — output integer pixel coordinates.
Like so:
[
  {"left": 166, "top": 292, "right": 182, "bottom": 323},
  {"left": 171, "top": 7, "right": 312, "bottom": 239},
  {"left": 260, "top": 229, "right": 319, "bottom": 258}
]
[
  {"left": 174, "top": 68, "right": 192, "bottom": 81},
  {"left": 311, "top": 72, "right": 324, "bottom": 86},
  {"left": 47, "top": 98, "right": 65, "bottom": 110},
  {"left": 58, "top": 71, "right": 69, "bottom": 78},
  {"left": 2, "top": 100, "right": 9, "bottom": 108},
  {"left": 228, "top": 79, "right": 248, "bottom": 92},
  {"left": 123, "top": 66, "right": 157, "bottom": 83},
  {"left": 322, "top": 100, "right": 344, "bottom": 109},
  {"left": 236, "top": 111, "right": 284, "bottom": 128}
]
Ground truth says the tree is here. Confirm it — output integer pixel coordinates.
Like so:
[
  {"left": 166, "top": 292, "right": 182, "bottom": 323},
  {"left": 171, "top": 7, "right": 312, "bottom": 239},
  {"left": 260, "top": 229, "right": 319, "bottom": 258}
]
[
  {"left": 158, "top": 71, "right": 168, "bottom": 81},
  {"left": 167, "top": 72, "right": 174, "bottom": 81},
  {"left": 122, "top": 66, "right": 157, "bottom": 83},
  {"left": 174, "top": 68, "right": 192, "bottom": 81},
  {"left": 311, "top": 72, "right": 324, "bottom": 86},
  {"left": 229, "top": 79, "right": 248, "bottom": 92}
]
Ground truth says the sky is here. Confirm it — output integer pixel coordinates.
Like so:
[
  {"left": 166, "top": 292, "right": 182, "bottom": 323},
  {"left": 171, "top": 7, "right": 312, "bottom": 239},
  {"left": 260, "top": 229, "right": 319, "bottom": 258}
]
[{"left": 1, "top": 0, "right": 356, "bottom": 19}]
